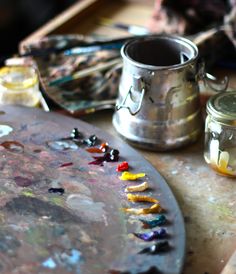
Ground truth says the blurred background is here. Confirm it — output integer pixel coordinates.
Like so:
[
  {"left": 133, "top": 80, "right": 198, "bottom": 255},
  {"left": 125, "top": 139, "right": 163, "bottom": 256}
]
[
  {"left": 1, "top": 0, "right": 236, "bottom": 69},
  {"left": 0, "top": 0, "right": 76, "bottom": 63}
]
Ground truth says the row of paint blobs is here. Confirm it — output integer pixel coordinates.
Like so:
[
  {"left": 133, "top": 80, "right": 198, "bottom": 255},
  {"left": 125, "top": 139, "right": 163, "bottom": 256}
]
[
  {"left": 0, "top": 129, "right": 170, "bottom": 255},
  {"left": 68, "top": 128, "right": 170, "bottom": 255},
  {"left": 117, "top": 165, "right": 170, "bottom": 254}
]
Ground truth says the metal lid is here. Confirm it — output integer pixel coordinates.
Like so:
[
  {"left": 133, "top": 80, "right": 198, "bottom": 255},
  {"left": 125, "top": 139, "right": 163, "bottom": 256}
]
[{"left": 206, "top": 91, "right": 236, "bottom": 125}]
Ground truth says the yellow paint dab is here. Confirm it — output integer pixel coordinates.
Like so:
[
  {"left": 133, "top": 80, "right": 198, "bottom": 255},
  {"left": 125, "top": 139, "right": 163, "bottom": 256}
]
[
  {"left": 122, "top": 203, "right": 162, "bottom": 215},
  {"left": 127, "top": 193, "right": 159, "bottom": 203},
  {"left": 125, "top": 181, "right": 149, "bottom": 192},
  {"left": 119, "top": 171, "right": 145, "bottom": 181}
]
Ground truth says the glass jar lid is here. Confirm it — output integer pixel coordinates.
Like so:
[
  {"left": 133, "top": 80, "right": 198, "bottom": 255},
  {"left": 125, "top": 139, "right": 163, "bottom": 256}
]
[
  {"left": 206, "top": 91, "right": 236, "bottom": 125},
  {"left": 0, "top": 66, "right": 38, "bottom": 90}
]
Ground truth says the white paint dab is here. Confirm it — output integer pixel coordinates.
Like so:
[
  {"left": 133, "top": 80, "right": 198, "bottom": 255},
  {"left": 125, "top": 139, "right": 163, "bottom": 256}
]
[{"left": 0, "top": 125, "right": 13, "bottom": 137}]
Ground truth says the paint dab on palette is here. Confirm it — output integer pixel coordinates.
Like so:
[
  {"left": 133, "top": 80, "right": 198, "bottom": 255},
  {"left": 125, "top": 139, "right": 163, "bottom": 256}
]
[
  {"left": 125, "top": 182, "right": 149, "bottom": 193},
  {"left": 21, "top": 190, "right": 35, "bottom": 197},
  {"left": 70, "top": 127, "right": 83, "bottom": 139},
  {"left": 59, "top": 162, "right": 73, "bottom": 168},
  {"left": 86, "top": 147, "right": 103, "bottom": 153},
  {"left": 47, "top": 140, "right": 78, "bottom": 151},
  {"left": 83, "top": 134, "right": 98, "bottom": 146},
  {"left": 42, "top": 249, "right": 83, "bottom": 271},
  {"left": 133, "top": 228, "right": 167, "bottom": 241},
  {"left": 116, "top": 161, "right": 129, "bottom": 172},
  {"left": 99, "top": 142, "right": 109, "bottom": 152},
  {"left": 42, "top": 257, "right": 56, "bottom": 269},
  {"left": 60, "top": 249, "right": 83, "bottom": 267},
  {"left": 140, "top": 215, "right": 167, "bottom": 229},
  {"left": 48, "top": 187, "right": 65, "bottom": 195},
  {"left": 127, "top": 193, "right": 158, "bottom": 203},
  {"left": 3, "top": 196, "right": 82, "bottom": 223},
  {"left": 14, "top": 176, "right": 32, "bottom": 187},
  {"left": 89, "top": 149, "right": 119, "bottom": 165},
  {"left": 0, "top": 125, "right": 13, "bottom": 137},
  {"left": 139, "top": 241, "right": 170, "bottom": 255},
  {"left": 119, "top": 171, "right": 145, "bottom": 181},
  {"left": 0, "top": 141, "right": 24, "bottom": 152},
  {"left": 123, "top": 203, "right": 162, "bottom": 215},
  {"left": 33, "top": 149, "right": 42, "bottom": 153},
  {"left": 66, "top": 193, "right": 106, "bottom": 222}
]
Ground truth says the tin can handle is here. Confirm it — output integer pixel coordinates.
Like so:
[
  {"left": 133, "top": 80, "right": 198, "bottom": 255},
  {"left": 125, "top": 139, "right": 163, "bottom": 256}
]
[
  {"left": 116, "top": 77, "right": 145, "bottom": 115},
  {"left": 198, "top": 62, "right": 228, "bottom": 92}
]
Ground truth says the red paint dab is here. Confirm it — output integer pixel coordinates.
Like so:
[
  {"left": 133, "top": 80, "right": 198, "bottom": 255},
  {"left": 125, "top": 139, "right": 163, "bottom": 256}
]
[
  {"left": 59, "top": 162, "right": 73, "bottom": 168},
  {"left": 86, "top": 147, "right": 103, "bottom": 153},
  {"left": 99, "top": 142, "right": 109, "bottom": 152},
  {"left": 116, "top": 161, "right": 129, "bottom": 172}
]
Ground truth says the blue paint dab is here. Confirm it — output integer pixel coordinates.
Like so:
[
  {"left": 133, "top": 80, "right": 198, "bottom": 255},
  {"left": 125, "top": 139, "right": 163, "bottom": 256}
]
[
  {"left": 42, "top": 257, "right": 57, "bottom": 269},
  {"left": 139, "top": 214, "right": 167, "bottom": 228},
  {"left": 59, "top": 249, "right": 83, "bottom": 274},
  {"left": 65, "top": 249, "right": 82, "bottom": 265}
]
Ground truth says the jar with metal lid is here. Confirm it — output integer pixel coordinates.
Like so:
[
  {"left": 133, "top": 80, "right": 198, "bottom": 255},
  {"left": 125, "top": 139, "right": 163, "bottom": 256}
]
[
  {"left": 0, "top": 66, "right": 42, "bottom": 107},
  {"left": 204, "top": 91, "right": 236, "bottom": 177}
]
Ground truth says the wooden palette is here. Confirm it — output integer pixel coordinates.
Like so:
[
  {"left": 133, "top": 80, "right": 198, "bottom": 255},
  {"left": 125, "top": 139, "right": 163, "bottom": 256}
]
[{"left": 0, "top": 106, "right": 185, "bottom": 274}]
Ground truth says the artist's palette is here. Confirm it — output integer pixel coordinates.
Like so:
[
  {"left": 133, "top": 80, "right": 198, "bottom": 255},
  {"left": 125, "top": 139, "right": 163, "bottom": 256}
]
[{"left": 0, "top": 106, "right": 185, "bottom": 274}]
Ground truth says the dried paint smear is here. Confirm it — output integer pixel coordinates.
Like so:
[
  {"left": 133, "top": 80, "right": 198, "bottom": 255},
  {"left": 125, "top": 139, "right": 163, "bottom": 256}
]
[{"left": 66, "top": 193, "right": 106, "bottom": 222}]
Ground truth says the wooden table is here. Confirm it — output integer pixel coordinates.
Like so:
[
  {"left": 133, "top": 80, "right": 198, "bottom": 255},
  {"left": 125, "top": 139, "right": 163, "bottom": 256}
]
[{"left": 19, "top": 0, "right": 236, "bottom": 273}]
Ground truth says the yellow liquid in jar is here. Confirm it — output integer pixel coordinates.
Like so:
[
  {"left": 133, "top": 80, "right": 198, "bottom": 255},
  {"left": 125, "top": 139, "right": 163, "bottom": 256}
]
[
  {"left": 205, "top": 146, "right": 236, "bottom": 177},
  {"left": 0, "top": 66, "right": 41, "bottom": 107}
]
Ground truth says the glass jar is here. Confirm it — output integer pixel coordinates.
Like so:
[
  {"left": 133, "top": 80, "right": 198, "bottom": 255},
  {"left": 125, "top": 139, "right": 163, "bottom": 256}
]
[
  {"left": 0, "top": 66, "right": 42, "bottom": 107},
  {"left": 204, "top": 91, "right": 236, "bottom": 177}
]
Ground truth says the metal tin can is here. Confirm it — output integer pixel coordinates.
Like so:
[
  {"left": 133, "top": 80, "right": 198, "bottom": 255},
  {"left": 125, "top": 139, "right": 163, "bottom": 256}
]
[
  {"left": 204, "top": 91, "right": 236, "bottom": 177},
  {"left": 0, "top": 66, "right": 42, "bottom": 107},
  {"left": 113, "top": 34, "right": 228, "bottom": 151}
]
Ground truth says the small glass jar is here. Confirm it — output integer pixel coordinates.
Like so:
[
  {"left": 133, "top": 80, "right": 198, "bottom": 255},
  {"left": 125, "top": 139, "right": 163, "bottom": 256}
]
[
  {"left": 204, "top": 91, "right": 236, "bottom": 177},
  {"left": 0, "top": 66, "right": 42, "bottom": 107}
]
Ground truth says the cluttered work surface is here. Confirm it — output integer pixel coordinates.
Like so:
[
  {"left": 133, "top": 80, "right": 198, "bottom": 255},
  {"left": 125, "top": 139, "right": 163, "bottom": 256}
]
[{"left": 12, "top": 0, "right": 236, "bottom": 273}]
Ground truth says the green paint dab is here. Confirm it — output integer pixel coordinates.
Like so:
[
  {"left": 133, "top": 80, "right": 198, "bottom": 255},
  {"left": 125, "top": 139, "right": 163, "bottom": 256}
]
[
  {"left": 50, "top": 196, "right": 64, "bottom": 206},
  {"left": 22, "top": 190, "right": 35, "bottom": 197}
]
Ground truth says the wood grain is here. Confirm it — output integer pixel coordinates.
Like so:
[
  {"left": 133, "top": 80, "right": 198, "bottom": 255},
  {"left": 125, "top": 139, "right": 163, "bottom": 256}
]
[{"left": 221, "top": 249, "right": 236, "bottom": 274}]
